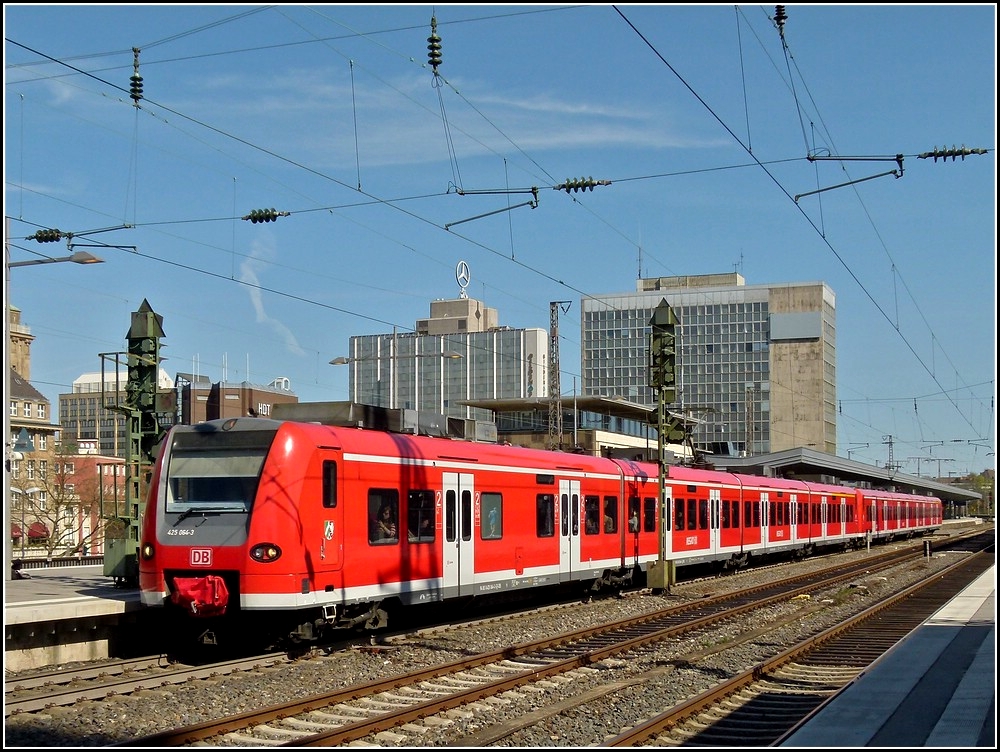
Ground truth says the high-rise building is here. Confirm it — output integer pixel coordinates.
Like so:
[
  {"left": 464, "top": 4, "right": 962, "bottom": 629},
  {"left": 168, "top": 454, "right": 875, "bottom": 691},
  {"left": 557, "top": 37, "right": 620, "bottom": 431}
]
[
  {"left": 582, "top": 273, "right": 836, "bottom": 455},
  {"left": 59, "top": 369, "right": 175, "bottom": 457},
  {"left": 340, "top": 296, "right": 548, "bottom": 425}
]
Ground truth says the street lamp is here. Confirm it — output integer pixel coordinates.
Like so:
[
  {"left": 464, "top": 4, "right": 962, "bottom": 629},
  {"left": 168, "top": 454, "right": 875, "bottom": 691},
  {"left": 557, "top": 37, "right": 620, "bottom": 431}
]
[
  {"left": 9, "top": 250, "right": 104, "bottom": 268},
  {"left": 5, "top": 243, "right": 104, "bottom": 581},
  {"left": 330, "top": 350, "right": 463, "bottom": 412}
]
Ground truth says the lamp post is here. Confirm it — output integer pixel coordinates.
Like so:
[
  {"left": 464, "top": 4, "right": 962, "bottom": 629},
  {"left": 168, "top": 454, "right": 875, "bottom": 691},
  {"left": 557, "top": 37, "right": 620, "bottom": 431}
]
[
  {"left": 5, "top": 236, "right": 104, "bottom": 581},
  {"left": 330, "top": 348, "right": 463, "bottom": 414}
]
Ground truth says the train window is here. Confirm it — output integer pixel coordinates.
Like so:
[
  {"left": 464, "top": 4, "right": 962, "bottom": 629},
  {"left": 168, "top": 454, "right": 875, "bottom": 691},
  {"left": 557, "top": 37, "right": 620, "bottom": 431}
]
[
  {"left": 561, "top": 494, "right": 569, "bottom": 537},
  {"left": 721, "top": 500, "right": 730, "bottom": 528},
  {"left": 322, "top": 461, "right": 337, "bottom": 509},
  {"left": 481, "top": 492, "right": 502, "bottom": 540},
  {"left": 461, "top": 490, "right": 472, "bottom": 541},
  {"left": 536, "top": 474, "right": 555, "bottom": 485},
  {"left": 536, "top": 494, "right": 555, "bottom": 538},
  {"left": 675, "top": 499, "right": 685, "bottom": 530},
  {"left": 583, "top": 495, "right": 601, "bottom": 535},
  {"left": 752, "top": 501, "right": 760, "bottom": 527},
  {"left": 368, "top": 489, "right": 399, "bottom": 545},
  {"left": 407, "top": 489, "right": 435, "bottom": 543},
  {"left": 572, "top": 494, "right": 579, "bottom": 536},
  {"left": 445, "top": 490, "right": 456, "bottom": 542},
  {"left": 628, "top": 497, "right": 640, "bottom": 533},
  {"left": 643, "top": 497, "right": 656, "bottom": 533},
  {"left": 698, "top": 499, "right": 708, "bottom": 530},
  {"left": 732, "top": 499, "right": 740, "bottom": 528},
  {"left": 687, "top": 498, "right": 697, "bottom": 531},
  {"left": 603, "top": 496, "right": 618, "bottom": 534}
]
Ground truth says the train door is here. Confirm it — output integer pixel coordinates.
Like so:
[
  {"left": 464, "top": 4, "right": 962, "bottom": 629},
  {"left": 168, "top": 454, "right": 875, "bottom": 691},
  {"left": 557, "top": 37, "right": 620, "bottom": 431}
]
[
  {"left": 317, "top": 458, "right": 343, "bottom": 571},
  {"left": 558, "top": 479, "right": 581, "bottom": 582},
  {"left": 442, "top": 472, "right": 475, "bottom": 597},
  {"left": 760, "top": 492, "right": 770, "bottom": 552},
  {"left": 709, "top": 488, "right": 721, "bottom": 557},
  {"left": 660, "top": 483, "right": 673, "bottom": 558},
  {"left": 789, "top": 494, "right": 798, "bottom": 544}
]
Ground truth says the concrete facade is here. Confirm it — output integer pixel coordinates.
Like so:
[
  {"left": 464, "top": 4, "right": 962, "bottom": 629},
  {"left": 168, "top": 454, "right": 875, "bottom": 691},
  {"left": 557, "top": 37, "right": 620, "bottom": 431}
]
[
  {"left": 343, "top": 297, "right": 548, "bottom": 424},
  {"left": 582, "top": 273, "right": 836, "bottom": 455}
]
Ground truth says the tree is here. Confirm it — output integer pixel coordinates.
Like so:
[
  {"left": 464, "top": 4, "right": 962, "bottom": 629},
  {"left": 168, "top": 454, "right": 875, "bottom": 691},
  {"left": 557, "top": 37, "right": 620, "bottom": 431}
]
[{"left": 10, "top": 446, "right": 123, "bottom": 558}]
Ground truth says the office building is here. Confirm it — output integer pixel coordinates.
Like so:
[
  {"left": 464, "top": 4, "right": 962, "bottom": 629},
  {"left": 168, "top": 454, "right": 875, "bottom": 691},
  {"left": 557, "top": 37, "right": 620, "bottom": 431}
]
[
  {"left": 175, "top": 373, "right": 299, "bottom": 423},
  {"left": 59, "top": 368, "right": 175, "bottom": 457},
  {"left": 582, "top": 273, "right": 836, "bottom": 455},
  {"left": 340, "top": 296, "right": 548, "bottom": 425}
]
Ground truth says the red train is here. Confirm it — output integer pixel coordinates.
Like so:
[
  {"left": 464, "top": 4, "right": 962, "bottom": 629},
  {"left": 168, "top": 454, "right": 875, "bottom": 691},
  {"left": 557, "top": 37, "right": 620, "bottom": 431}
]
[{"left": 138, "top": 413, "right": 942, "bottom": 651}]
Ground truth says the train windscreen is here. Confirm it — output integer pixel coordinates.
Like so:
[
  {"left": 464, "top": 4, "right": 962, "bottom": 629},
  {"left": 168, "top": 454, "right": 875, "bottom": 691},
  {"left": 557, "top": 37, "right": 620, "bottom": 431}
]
[{"left": 165, "top": 427, "right": 276, "bottom": 513}]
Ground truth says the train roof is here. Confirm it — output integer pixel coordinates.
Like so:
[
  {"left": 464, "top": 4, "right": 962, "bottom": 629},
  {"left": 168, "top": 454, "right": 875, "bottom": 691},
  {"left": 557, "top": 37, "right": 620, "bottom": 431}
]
[{"left": 209, "top": 402, "right": 976, "bottom": 508}]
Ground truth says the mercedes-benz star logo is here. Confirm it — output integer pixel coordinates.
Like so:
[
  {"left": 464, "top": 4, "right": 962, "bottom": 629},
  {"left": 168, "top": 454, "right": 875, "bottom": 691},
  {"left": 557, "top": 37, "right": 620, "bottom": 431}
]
[{"left": 456, "top": 260, "right": 471, "bottom": 298}]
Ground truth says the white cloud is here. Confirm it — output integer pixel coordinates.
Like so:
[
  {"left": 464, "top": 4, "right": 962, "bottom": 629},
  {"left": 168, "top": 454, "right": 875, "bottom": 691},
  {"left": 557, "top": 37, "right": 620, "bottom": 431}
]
[{"left": 238, "top": 238, "right": 306, "bottom": 357}]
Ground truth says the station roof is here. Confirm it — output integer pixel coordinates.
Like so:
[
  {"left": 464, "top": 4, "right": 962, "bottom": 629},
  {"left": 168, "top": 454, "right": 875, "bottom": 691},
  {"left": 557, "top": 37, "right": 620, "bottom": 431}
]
[
  {"left": 460, "top": 395, "right": 698, "bottom": 426},
  {"left": 708, "top": 447, "right": 981, "bottom": 505}
]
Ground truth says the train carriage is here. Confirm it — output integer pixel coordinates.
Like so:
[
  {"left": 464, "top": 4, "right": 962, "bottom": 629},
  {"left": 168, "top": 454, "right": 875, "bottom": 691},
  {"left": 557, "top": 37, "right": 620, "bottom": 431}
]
[{"left": 138, "top": 414, "right": 942, "bottom": 652}]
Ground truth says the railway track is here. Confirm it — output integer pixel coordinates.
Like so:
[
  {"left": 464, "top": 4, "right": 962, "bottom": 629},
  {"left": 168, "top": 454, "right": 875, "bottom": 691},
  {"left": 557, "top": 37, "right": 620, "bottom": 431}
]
[
  {"left": 4, "top": 653, "right": 289, "bottom": 716},
  {"left": 103, "top": 539, "right": 987, "bottom": 747},
  {"left": 603, "top": 550, "right": 993, "bottom": 747}
]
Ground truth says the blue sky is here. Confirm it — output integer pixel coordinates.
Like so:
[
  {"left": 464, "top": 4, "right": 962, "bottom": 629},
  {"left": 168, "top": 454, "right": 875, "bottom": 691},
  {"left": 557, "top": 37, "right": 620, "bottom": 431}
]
[{"left": 4, "top": 4, "right": 996, "bottom": 476}]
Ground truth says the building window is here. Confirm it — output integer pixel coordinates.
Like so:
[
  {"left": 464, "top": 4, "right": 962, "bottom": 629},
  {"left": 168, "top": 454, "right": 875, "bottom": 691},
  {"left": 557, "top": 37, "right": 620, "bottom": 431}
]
[
  {"left": 9, "top": 401, "right": 16, "bottom": 417},
  {"left": 22, "top": 402, "right": 30, "bottom": 417},
  {"left": 37, "top": 404, "right": 46, "bottom": 419},
  {"left": 38, "top": 435, "right": 47, "bottom": 451}
]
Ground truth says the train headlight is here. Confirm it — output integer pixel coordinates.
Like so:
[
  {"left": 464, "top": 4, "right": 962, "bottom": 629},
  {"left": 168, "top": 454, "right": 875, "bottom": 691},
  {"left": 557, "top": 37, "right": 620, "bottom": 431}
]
[
  {"left": 250, "top": 543, "right": 282, "bottom": 562},
  {"left": 140, "top": 542, "right": 155, "bottom": 560}
]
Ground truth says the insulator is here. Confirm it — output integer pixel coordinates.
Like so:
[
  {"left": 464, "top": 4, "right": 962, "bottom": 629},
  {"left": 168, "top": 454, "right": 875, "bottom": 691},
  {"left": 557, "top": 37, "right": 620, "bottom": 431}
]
[
  {"left": 243, "top": 208, "right": 286, "bottom": 223},
  {"left": 130, "top": 47, "right": 143, "bottom": 105},
  {"left": 30, "top": 229, "right": 63, "bottom": 243},
  {"left": 775, "top": 5, "right": 787, "bottom": 29},
  {"left": 427, "top": 16, "right": 442, "bottom": 72},
  {"left": 130, "top": 75, "right": 144, "bottom": 103}
]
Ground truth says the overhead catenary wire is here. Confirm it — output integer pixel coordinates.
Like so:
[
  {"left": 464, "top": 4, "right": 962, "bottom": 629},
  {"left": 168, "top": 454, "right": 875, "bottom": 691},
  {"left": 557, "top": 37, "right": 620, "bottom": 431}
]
[{"left": 6, "top": 7, "right": 992, "bottom": 467}]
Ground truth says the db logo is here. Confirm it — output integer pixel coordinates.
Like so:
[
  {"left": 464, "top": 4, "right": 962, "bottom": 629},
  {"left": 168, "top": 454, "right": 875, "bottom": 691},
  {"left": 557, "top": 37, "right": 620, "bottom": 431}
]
[{"left": 190, "top": 549, "right": 213, "bottom": 567}]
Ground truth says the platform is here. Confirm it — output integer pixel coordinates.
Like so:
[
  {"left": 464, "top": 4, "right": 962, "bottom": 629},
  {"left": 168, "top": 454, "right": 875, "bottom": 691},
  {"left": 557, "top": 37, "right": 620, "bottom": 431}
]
[
  {"left": 4, "top": 565, "right": 142, "bottom": 671},
  {"left": 4, "top": 564, "right": 139, "bottom": 621},
  {"left": 780, "top": 564, "right": 996, "bottom": 748}
]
